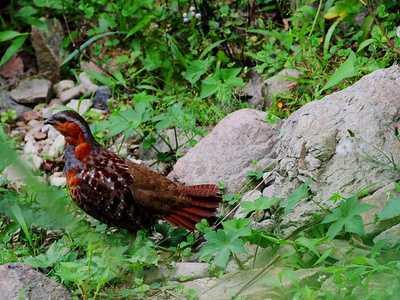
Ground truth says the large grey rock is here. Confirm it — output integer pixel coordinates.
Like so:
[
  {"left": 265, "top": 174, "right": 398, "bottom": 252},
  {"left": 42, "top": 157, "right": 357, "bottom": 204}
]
[
  {"left": 264, "top": 65, "right": 400, "bottom": 234},
  {"left": 0, "top": 263, "right": 70, "bottom": 299},
  {"left": 169, "top": 109, "right": 278, "bottom": 193},
  {"left": 373, "top": 223, "right": 400, "bottom": 247},
  {"left": 10, "top": 78, "right": 52, "bottom": 104},
  {"left": 182, "top": 267, "right": 319, "bottom": 300},
  {"left": 31, "top": 18, "right": 64, "bottom": 82}
]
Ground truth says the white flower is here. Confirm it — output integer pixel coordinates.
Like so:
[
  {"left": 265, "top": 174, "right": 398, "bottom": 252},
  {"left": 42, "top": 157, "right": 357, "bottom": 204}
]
[
  {"left": 190, "top": 6, "right": 195, "bottom": 12},
  {"left": 396, "top": 26, "right": 400, "bottom": 38},
  {"left": 183, "top": 12, "right": 187, "bottom": 17},
  {"left": 183, "top": 17, "right": 189, "bottom": 23},
  {"left": 195, "top": 13, "right": 201, "bottom": 19}
]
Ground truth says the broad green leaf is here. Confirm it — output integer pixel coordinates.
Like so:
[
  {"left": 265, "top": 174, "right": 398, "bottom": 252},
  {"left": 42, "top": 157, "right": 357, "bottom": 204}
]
[
  {"left": 183, "top": 57, "right": 214, "bottom": 85},
  {"left": 126, "top": 15, "right": 154, "bottom": 38},
  {"left": 199, "top": 39, "right": 225, "bottom": 59},
  {"left": 199, "top": 219, "right": 251, "bottom": 269},
  {"left": 241, "top": 196, "right": 279, "bottom": 214},
  {"left": 321, "top": 51, "right": 357, "bottom": 92},
  {"left": 377, "top": 197, "right": 400, "bottom": 221},
  {"left": 323, "top": 19, "right": 341, "bottom": 59},
  {"left": 323, "top": 196, "right": 372, "bottom": 239},
  {"left": 357, "top": 38, "right": 375, "bottom": 53},
  {"left": 33, "top": 0, "right": 63, "bottom": 9},
  {"left": 0, "top": 31, "right": 26, "bottom": 42},
  {"left": 200, "top": 74, "right": 219, "bottom": 98},
  {"left": 0, "top": 36, "right": 26, "bottom": 67}
]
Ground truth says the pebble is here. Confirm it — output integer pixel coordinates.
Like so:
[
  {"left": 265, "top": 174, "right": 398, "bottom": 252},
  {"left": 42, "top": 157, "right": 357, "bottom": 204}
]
[
  {"left": 79, "top": 72, "right": 98, "bottom": 94},
  {"left": 66, "top": 99, "right": 92, "bottom": 114},
  {"left": 10, "top": 78, "right": 52, "bottom": 104},
  {"left": 53, "top": 80, "right": 75, "bottom": 95},
  {"left": 49, "top": 172, "right": 66, "bottom": 187},
  {"left": 59, "top": 86, "right": 81, "bottom": 103},
  {"left": 46, "top": 135, "right": 65, "bottom": 159},
  {"left": 22, "top": 111, "right": 41, "bottom": 122}
]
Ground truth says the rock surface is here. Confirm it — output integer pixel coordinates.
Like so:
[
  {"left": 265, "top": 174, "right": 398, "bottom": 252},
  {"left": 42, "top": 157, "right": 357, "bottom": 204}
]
[
  {"left": 0, "top": 90, "right": 31, "bottom": 117},
  {"left": 93, "top": 86, "right": 111, "bottom": 111},
  {"left": 0, "top": 263, "right": 70, "bottom": 300},
  {"left": 263, "top": 65, "right": 400, "bottom": 234},
  {"left": 373, "top": 223, "right": 400, "bottom": 247},
  {"left": 10, "top": 78, "right": 52, "bottom": 104},
  {"left": 169, "top": 109, "right": 278, "bottom": 193},
  {"left": 145, "top": 262, "right": 209, "bottom": 283},
  {"left": 31, "top": 18, "right": 64, "bottom": 82},
  {"left": 264, "top": 68, "right": 301, "bottom": 107},
  {"left": 182, "top": 267, "right": 319, "bottom": 300}
]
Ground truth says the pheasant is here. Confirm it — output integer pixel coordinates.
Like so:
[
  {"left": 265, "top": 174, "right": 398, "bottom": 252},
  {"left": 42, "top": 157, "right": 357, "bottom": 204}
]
[{"left": 45, "top": 110, "right": 221, "bottom": 231}]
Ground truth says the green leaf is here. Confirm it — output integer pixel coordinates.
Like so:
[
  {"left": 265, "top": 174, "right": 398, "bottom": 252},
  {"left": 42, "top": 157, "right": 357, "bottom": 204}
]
[
  {"left": 284, "top": 184, "right": 310, "bottom": 215},
  {"left": 199, "top": 39, "right": 225, "bottom": 59},
  {"left": 323, "top": 19, "right": 341, "bottom": 59},
  {"left": 200, "top": 68, "right": 244, "bottom": 104},
  {"left": 183, "top": 57, "right": 214, "bottom": 86},
  {"left": 357, "top": 38, "right": 375, "bottom": 53},
  {"left": 0, "top": 31, "right": 26, "bottom": 42},
  {"left": 321, "top": 51, "right": 357, "bottom": 92},
  {"left": 322, "top": 196, "right": 372, "bottom": 239},
  {"left": 241, "top": 196, "right": 279, "bottom": 214},
  {"left": 199, "top": 219, "right": 251, "bottom": 269},
  {"left": 0, "top": 36, "right": 27, "bottom": 67},
  {"left": 126, "top": 15, "right": 154, "bottom": 38},
  {"left": 377, "top": 197, "right": 400, "bottom": 221}
]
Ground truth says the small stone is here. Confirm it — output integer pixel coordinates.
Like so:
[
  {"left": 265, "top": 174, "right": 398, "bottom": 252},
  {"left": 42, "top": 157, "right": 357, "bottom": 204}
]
[
  {"left": 22, "top": 111, "right": 41, "bottom": 122},
  {"left": 0, "top": 90, "right": 31, "bottom": 117},
  {"left": 46, "top": 135, "right": 65, "bottom": 159},
  {"left": 10, "top": 78, "right": 52, "bottom": 104},
  {"left": 145, "top": 262, "right": 209, "bottom": 283},
  {"left": 23, "top": 153, "right": 43, "bottom": 171},
  {"left": 33, "top": 131, "right": 47, "bottom": 140},
  {"left": 58, "top": 86, "right": 81, "bottom": 103},
  {"left": 264, "top": 68, "right": 301, "bottom": 108},
  {"left": 79, "top": 72, "right": 98, "bottom": 95},
  {"left": 2, "top": 166, "right": 25, "bottom": 188},
  {"left": 93, "top": 86, "right": 111, "bottom": 111},
  {"left": 54, "top": 80, "right": 75, "bottom": 96},
  {"left": 23, "top": 138, "right": 37, "bottom": 155},
  {"left": 49, "top": 172, "right": 66, "bottom": 187},
  {"left": 66, "top": 99, "right": 92, "bottom": 114}
]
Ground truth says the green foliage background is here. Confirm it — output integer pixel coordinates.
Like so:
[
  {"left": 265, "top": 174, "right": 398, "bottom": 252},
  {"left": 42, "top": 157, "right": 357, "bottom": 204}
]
[{"left": 1, "top": 0, "right": 400, "bottom": 299}]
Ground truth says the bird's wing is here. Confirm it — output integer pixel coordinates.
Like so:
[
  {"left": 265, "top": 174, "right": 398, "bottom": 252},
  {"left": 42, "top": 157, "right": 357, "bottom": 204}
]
[{"left": 126, "top": 160, "right": 221, "bottom": 230}]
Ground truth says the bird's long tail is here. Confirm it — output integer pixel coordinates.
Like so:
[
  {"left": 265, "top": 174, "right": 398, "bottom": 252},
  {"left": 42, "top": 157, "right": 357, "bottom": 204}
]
[{"left": 164, "top": 184, "right": 221, "bottom": 230}]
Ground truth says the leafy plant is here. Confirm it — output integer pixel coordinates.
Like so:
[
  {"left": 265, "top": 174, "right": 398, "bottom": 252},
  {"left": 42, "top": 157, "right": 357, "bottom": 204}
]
[{"left": 322, "top": 196, "right": 372, "bottom": 239}]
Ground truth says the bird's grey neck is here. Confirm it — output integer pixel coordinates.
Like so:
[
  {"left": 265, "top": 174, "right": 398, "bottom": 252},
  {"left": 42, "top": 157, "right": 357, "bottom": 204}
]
[{"left": 63, "top": 144, "right": 84, "bottom": 173}]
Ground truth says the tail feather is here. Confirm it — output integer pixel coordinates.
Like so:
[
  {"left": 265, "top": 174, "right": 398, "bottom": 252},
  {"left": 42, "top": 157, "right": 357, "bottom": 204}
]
[{"left": 164, "top": 184, "right": 221, "bottom": 230}]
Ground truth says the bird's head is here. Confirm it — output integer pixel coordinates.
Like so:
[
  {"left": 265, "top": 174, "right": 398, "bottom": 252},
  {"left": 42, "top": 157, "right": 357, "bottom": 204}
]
[{"left": 45, "top": 110, "right": 98, "bottom": 146}]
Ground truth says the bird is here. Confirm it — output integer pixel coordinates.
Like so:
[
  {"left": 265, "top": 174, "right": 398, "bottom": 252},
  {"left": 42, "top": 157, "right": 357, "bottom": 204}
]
[{"left": 45, "top": 110, "right": 221, "bottom": 232}]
